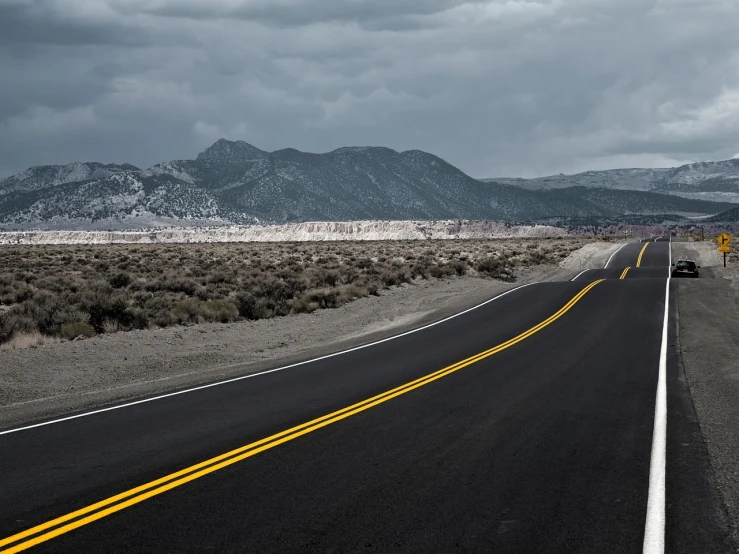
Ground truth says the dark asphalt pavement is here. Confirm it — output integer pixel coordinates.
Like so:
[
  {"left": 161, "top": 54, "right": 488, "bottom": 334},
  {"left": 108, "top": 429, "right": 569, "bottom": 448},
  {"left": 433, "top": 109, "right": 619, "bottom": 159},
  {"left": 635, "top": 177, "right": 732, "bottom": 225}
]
[{"left": 0, "top": 240, "right": 733, "bottom": 553}]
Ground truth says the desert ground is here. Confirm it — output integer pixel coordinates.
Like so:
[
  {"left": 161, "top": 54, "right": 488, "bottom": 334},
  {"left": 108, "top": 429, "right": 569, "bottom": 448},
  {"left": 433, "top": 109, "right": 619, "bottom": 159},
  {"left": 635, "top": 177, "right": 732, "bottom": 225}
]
[{"left": 0, "top": 238, "right": 593, "bottom": 349}]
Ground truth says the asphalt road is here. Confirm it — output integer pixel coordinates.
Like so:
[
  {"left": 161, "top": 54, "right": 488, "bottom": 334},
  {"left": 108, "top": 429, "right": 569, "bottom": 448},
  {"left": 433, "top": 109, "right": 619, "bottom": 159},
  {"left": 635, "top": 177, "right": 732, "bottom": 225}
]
[{"left": 0, "top": 240, "right": 734, "bottom": 553}]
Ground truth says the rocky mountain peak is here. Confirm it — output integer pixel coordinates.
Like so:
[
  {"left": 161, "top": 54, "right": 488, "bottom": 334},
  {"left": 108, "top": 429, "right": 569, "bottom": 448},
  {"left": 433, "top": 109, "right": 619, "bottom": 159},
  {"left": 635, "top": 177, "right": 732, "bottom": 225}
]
[{"left": 195, "top": 139, "right": 267, "bottom": 164}]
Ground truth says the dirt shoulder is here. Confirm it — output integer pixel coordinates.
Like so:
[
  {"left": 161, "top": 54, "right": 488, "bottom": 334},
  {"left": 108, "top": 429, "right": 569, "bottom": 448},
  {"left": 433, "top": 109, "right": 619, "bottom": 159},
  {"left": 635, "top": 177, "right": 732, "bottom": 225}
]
[
  {"left": 673, "top": 241, "right": 739, "bottom": 543},
  {"left": 558, "top": 240, "right": 625, "bottom": 271}
]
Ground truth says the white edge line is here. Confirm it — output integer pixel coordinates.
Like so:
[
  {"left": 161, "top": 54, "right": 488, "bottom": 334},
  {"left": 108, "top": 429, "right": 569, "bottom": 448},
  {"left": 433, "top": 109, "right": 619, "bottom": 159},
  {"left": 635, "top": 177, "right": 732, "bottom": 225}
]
[
  {"left": 642, "top": 259, "right": 670, "bottom": 553},
  {"left": 571, "top": 269, "right": 590, "bottom": 281},
  {"left": 604, "top": 243, "right": 628, "bottom": 268},
  {"left": 0, "top": 282, "right": 536, "bottom": 436}
]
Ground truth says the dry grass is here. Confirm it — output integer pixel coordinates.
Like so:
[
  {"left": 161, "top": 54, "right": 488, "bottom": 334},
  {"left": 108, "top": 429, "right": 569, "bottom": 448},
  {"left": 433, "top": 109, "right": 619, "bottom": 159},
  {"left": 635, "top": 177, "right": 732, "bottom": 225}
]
[
  {"left": 0, "top": 331, "right": 62, "bottom": 351},
  {"left": 0, "top": 238, "right": 592, "bottom": 347}
]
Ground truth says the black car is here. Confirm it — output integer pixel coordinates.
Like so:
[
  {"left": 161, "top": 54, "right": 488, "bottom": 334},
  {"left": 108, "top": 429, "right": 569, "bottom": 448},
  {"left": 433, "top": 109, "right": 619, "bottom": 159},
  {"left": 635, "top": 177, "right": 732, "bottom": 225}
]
[{"left": 671, "top": 259, "right": 700, "bottom": 278}]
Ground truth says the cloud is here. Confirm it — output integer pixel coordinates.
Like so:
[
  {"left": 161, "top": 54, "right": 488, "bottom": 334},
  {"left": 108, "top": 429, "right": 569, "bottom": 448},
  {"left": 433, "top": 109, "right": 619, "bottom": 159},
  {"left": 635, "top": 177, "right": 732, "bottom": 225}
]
[
  {"left": 658, "top": 88, "right": 739, "bottom": 140},
  {"left": 108, "top": 0, "right": 466, "bottom": 27},
  {"left": 0, "top": 0, "right": 151, "bottom": 47},
  {"left": 438, "top": 0, "right": 562, "bottom": 25},
  {"left": 1, "top": 0, "right": 739, "bottom": 178},
  {"left": 3, "top": 105, "right": 97, "bottom": 137}
]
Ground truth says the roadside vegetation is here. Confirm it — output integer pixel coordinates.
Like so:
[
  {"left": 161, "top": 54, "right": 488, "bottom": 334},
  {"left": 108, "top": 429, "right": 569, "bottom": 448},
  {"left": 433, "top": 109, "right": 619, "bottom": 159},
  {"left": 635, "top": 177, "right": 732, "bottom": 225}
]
[{"left": 0, "top": 238, "right": 590, "bottom": 348}]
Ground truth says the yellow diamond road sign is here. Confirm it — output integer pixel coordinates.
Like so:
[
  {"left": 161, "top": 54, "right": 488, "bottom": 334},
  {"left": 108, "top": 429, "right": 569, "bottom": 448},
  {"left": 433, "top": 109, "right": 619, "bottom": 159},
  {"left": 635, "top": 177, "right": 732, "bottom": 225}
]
[
  {"left": 717, "top": 233, "right": 732, "bottom": 246},
  {"left": 719, "top": 245, "right": 731, "bottom": 253}
]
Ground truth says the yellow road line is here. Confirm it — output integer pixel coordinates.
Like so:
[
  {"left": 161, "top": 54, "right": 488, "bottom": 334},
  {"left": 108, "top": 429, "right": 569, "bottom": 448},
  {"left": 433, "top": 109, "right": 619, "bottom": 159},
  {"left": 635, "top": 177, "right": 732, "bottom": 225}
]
[
  {"left": 636, "top": 242, "right": 649, "bottom": 267},
  {"left": 619, "top": 267, "right": 631, "bottom": 280},
  {"left": 654, "top": 236, "right": 660, "bottom": 243},
  {"left": 0, "top": 280, "right": 604, "bottom": 554}
]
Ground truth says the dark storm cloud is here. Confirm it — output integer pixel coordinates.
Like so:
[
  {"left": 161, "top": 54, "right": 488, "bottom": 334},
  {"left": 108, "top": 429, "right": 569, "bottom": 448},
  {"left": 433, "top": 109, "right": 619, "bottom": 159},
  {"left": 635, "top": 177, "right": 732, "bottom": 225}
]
[
  {"left": 0, "top": 1, "right": 150, "bottom": 46},
  {"left": 1, "top": 0, "right": 739, "bottom": 178},
  {"left": 123, "top": 0, "right": 464, "bottom": 27},
  {"left": 0, "top": 0, "right": 200, "bottom": 49},
  {"left": 0, "top": 52, "right": 110, "bottom": 120}
]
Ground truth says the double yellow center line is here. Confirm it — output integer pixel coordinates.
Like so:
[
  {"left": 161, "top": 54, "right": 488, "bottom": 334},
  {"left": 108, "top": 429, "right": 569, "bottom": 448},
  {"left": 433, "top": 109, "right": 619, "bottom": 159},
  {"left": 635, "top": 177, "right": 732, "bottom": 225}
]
[
  {"left": 0, "top": 279, "right": 605, "bottom": 554},
  {"left": 619, "top": 267, "right": 631, "bottom": 280},
  {"left": 636, "top": 242, "right": 649, "bottom": 267}
]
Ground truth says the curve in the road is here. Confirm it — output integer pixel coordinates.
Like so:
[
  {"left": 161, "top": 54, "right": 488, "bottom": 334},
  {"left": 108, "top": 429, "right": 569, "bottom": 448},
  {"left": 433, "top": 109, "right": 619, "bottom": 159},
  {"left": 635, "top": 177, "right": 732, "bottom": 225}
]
[
  {"left": 1, "top": 238, "right": 733, "bottom": 554},
  {"left": 1, "top": 280, "right": 606, "bottom": 553}
]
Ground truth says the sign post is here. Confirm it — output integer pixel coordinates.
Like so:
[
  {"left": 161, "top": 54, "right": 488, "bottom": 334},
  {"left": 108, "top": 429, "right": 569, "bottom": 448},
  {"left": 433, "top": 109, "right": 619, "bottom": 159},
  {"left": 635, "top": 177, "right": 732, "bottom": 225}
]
[{"left": 717, "top": 234, "right": 732, "bottom": 268}]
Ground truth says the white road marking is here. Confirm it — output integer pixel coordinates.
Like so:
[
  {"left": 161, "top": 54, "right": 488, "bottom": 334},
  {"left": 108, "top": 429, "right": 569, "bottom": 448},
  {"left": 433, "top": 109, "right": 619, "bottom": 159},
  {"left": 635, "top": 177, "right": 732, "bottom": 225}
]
[
  {"left": 604, "top": 243, "right": 628, "bottom": 268},
  {"left": 0, "top": 283, "right": 535, "bottom": 436},
  {"left": 642, "top": 249, "right": 670, "bottom": 554},
  {"left": 571, "top": 269, "right": 590, "bottom": 281}
]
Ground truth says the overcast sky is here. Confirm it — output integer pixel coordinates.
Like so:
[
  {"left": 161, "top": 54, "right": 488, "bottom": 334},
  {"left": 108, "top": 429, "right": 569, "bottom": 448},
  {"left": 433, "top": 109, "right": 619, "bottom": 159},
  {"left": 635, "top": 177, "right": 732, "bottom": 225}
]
[{"left": 1, "top": 0, "right": 739, "bottom": 179}]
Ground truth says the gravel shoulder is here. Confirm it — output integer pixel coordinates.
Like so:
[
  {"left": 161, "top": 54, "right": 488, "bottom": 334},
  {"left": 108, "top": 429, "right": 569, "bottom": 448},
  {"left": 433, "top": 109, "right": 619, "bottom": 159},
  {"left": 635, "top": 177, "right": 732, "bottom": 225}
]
[
  {"left": 0, "top": 261, "right": 581, "bottom": 429},
  {"left": 673, "top": 240, "right": 739, "bottom": 544}
]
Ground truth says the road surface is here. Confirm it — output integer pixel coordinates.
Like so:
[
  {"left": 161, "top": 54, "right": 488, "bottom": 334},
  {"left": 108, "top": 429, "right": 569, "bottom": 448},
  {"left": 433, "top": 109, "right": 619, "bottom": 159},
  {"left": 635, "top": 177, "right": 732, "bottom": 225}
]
[{"left": 0, "top": 239, "right": 733, "bottom": 553}]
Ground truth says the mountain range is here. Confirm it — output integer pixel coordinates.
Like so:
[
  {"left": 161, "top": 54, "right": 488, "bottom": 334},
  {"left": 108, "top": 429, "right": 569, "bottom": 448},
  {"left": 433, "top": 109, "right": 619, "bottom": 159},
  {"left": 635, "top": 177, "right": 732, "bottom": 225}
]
[
  {"left": 483, "top": 158, "right": 739, "bottom": 204},
  {"left": 0, "top": 139, "right": 737, "bottom": 229}
]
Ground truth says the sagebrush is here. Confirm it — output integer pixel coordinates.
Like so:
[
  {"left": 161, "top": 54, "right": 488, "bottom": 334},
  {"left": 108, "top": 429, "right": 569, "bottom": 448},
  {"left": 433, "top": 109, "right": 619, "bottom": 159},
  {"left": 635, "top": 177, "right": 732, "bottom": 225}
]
[{"left": 0, "top": 238, "right": 590, "bottom": 345}]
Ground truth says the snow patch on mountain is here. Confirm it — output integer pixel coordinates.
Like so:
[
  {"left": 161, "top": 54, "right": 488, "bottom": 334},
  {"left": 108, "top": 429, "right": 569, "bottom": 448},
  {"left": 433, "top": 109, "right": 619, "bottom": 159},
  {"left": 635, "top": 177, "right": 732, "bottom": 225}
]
[
  {"left": 143, "top": 162, "right": 197, "bottom": 184},
  {"left": 0, "top": 162, "right": 138, "bottom": 195}
]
